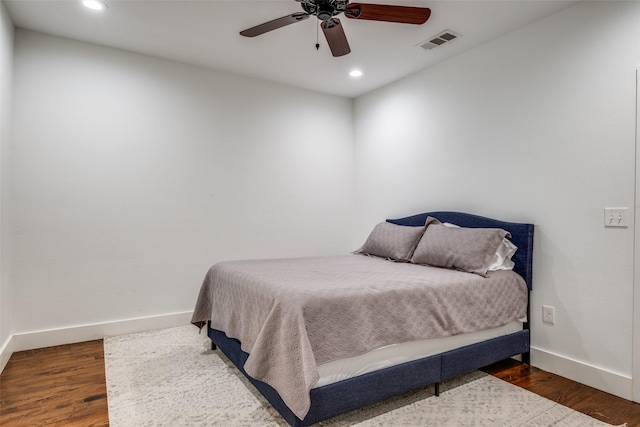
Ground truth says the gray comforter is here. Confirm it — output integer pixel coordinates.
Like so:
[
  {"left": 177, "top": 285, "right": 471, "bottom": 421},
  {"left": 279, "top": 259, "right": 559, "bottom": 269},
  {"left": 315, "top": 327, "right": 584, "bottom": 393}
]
[{"left": 191, "top": 255, "right": 528, "bottom": 419}]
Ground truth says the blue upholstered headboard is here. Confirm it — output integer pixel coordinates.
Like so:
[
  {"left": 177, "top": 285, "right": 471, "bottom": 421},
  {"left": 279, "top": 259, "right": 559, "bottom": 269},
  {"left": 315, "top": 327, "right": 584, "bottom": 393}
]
[{"left": 387, "top": 211, "right": 534, "bottom": 290}]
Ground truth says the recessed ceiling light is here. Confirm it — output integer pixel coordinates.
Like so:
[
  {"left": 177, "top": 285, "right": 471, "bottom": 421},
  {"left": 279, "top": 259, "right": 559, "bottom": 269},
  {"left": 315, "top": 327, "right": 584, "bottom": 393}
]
[
  {"left": 82, "top": 0, "right": 107, "bottom": 11},
  {"left": 349, "top": 70, "right": 363, "bottom": 78}
]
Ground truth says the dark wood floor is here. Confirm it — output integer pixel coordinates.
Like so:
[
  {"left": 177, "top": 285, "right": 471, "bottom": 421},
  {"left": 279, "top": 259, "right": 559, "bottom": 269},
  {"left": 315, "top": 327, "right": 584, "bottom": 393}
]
[
  {"left": 1, "top": 341, "right": 639, "bottom": 426},
  {"left": 481, "top": 359, "right": 640, "bottom": 426},
  {"left": 0, "top": 340, "right": 108, "bottom": 427}
]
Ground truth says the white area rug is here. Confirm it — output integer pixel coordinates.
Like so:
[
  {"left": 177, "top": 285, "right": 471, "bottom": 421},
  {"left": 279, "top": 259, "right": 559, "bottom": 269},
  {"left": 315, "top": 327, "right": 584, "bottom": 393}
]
[{"left": 104, "top": 326, "right": 616, "bottom": 427}]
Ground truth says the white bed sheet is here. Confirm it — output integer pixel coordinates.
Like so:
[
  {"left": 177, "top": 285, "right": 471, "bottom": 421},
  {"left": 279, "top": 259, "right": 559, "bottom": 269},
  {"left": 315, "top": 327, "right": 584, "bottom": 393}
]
[{"left": 315, "top": 320, "right": 524, "bottom": 388}]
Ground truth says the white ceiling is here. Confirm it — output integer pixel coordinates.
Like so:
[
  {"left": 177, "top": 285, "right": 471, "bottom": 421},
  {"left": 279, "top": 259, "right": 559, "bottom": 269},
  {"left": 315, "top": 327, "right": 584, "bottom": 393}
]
[{"left": 4, "top": 0, "right": 579, "bottom": 98}]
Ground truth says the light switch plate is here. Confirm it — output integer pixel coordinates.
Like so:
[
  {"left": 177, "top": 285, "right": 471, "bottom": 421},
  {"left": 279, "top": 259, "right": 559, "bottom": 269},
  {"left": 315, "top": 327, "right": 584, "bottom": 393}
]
[{"left": 604, "top": 207, "right": 628, "bottom": 228}]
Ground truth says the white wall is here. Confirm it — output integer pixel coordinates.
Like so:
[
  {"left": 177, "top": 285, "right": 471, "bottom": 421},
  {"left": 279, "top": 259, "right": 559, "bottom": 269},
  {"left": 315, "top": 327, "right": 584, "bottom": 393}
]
[
  {"left": 0, "top": 1, "right": 14, "bottom": 371},
  {"left": 11, "top": 30, "right": 354, "bottom": 344},
  {"left": 354, "top": 1, "right": 639, "bottom": 400}
]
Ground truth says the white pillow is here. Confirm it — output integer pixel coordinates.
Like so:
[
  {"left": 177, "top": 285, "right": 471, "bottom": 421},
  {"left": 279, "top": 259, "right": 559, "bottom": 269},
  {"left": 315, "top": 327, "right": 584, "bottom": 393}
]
[{"left": 487, "top": 238, "right": 517, "bottom": 271}]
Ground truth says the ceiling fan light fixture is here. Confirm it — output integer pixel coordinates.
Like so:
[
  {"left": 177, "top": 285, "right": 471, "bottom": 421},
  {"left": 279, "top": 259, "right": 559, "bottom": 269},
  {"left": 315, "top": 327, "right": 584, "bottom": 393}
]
[
  {"left": 349, "top": 69, "right": 363, "bottom": 78},
  {"left": 82, "top": 0, "right": 107, "bottom": 11}
]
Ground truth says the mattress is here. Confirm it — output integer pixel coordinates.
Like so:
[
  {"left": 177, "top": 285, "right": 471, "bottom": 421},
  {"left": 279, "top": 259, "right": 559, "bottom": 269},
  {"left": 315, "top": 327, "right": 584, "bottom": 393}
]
[{"left": 315, "top": 320, "right": 524, "bottom": 388}]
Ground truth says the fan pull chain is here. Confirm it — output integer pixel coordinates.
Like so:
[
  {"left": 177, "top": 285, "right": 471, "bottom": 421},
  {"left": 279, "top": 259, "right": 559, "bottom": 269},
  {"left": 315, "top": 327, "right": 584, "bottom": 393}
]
[{"left": 315, "top": 21, "right": 320, "bottom": 51}]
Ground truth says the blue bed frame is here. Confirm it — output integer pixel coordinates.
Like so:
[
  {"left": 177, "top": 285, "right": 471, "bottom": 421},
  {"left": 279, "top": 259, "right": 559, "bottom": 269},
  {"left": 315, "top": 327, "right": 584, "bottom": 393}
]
[{"left": 207, "top": 211, "right": 534, "bottom": 427}]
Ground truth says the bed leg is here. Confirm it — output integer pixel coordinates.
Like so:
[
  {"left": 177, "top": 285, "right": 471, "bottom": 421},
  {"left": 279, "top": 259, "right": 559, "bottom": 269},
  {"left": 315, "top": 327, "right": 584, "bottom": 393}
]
[
  {"left": 522, "top": 351, "right": 530, "bottom": 365},
  {"left": 211, "top": 342, "right": 217, "bottom": 351},
  {"left": 434, "top": 382, "right": 440, "bottom": 396}
]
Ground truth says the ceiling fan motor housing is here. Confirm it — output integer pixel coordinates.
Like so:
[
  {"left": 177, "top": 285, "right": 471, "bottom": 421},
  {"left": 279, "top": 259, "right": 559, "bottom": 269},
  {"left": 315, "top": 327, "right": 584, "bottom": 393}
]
[{"left": 302, "top": 0, "right": 350, "bottom": 21}]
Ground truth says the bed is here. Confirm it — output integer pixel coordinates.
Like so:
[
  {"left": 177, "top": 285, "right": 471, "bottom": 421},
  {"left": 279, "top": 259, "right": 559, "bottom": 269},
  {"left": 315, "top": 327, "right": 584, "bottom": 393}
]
[{"left": 192, "top": 211, "right": 534, "bottom": 426}]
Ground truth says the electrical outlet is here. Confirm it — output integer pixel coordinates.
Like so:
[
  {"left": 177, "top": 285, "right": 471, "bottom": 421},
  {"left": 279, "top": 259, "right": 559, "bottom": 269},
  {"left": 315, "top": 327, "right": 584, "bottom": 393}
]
[{"left": 542, "top": 305, "right": 555, "bottom": 324}]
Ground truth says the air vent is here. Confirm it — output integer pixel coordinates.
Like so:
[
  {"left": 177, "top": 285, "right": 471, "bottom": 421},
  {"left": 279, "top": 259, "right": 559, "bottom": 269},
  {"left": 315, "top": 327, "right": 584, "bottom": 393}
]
[{"left": 418, "top": 30, "right": 460, "bottom": 50}]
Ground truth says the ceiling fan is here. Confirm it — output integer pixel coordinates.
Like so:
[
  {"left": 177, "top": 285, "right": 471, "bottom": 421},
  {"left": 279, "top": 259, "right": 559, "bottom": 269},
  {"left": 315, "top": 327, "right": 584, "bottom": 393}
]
[{"left": 240, "top": 0, "right": 432, "bottom": 57}]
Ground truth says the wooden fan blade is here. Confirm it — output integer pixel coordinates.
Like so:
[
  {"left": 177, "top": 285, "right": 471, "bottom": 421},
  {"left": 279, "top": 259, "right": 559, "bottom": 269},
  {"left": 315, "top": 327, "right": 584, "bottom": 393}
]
[
  {"left": 240, "top": 12, "right": 310, "bottom": 37},
  {"left": 345, "top": 4, "right": 431, "bottom": 25},
  {"left": 321, "top": 18, "right": 351, "bottom": 57}
]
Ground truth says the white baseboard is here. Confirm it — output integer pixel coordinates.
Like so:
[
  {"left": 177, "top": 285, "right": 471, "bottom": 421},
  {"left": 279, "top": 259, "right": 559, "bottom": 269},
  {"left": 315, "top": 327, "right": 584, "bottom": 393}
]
[
  {"left": 12, "top": 311, "right": 194, "bottom": 352},
  {"left": 531, "top": 346, "right": 633, "bottom": 401},
  {"left": 0, "top": 333, "right": 15, "bottom": 373}
]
